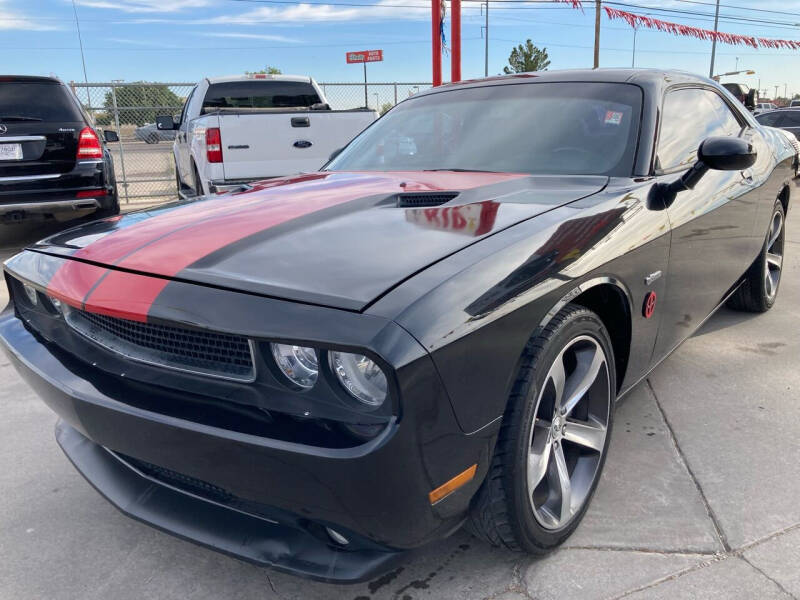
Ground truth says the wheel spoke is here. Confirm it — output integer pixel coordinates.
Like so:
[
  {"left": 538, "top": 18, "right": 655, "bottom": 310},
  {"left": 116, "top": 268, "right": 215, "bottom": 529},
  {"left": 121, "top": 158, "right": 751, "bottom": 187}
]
[
  {"left": 766, "top": 252, "right": 782, "bottom": 269},
  {"left": 548, "top": 356, "right": 566, "bottom": 411},
  {"left": 562, "top": 346, "right": 605, "bottom": 416},
  {"left": 528, "top": 437, "right": 552, "bottom": 492},
  {"left": 768, "top": 215, "right": 783, "bottom": 248},
  {"left": 563, "top": 418, "right": 606, "bottom": 452},
  {"left": 765, "top": 270, "right": 775, "bottom": 297},
  {"left": 552, "top": 443, "right": 572, "bottom": 523}
]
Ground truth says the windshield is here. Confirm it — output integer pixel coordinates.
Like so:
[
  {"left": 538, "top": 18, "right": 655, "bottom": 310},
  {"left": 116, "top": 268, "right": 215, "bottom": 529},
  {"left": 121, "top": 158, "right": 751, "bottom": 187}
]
[{"left": 326, "top": 82, "right": 642, "bottom": 176}]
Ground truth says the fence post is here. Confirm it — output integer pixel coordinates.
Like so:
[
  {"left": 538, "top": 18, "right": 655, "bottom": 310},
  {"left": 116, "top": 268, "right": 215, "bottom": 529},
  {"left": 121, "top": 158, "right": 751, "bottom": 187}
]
[
  {"left": 394, "top": 83, "right": 398, "bottom": 105},
  {"left": 109, "top": 84, "right": 130, "bottom": 204}
]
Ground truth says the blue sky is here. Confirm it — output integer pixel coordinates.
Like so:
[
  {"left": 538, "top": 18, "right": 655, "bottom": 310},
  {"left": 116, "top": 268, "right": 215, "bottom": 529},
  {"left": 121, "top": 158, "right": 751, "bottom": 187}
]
[{"left": 4, "top": 0, "right": 800, "bottom": 98}]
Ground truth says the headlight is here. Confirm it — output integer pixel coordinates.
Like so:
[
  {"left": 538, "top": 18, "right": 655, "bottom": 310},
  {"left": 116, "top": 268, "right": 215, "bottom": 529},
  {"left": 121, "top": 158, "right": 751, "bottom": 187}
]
[
  {"left": 23, "top": 283, "right": 38, "bottom": 306},
  {"left": 270, "top": 343, "right": 319, "bottom": 389},
  {"left": 329, "top": 351, "right": 387, "bottom": 407}
]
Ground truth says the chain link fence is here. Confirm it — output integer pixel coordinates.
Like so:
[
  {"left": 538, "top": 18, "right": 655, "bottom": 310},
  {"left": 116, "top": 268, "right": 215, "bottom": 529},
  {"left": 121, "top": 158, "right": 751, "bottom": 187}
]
[{"left": 70, "top": 81, "right": 431, "bottom": 207}]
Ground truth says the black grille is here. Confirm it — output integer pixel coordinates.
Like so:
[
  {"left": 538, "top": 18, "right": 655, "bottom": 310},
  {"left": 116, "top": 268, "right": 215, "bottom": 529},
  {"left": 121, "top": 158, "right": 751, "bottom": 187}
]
[
  {"left": 65, "top": 308, "right": 255, "bottom": 381},
  {"left": 119, "top": 454, "right": 235, "bottom": 504},
  {"left": 397, "top": 192, "right": 459, "bottom": 208}
]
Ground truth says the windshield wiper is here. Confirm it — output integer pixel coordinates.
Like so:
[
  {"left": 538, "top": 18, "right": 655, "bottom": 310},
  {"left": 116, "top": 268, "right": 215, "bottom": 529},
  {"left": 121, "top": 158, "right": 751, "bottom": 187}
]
[
  {"left": 0, "top": 116, "right": 44, "bottom": 122},
  {"left": 424, "top": 168, "right": 501, "bottom": 173}
]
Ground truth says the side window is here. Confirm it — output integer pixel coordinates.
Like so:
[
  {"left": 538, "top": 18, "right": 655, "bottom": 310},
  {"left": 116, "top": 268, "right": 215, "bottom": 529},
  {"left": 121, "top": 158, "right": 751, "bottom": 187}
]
[
  {"left": 757, "top": 112, "right": 783, "bottom": 127},
  {"left": 656, "top": 88, "right": 743, "bottom": 172},
  {"left": 178, "top": 87, "right": 196, "bottom": 128},
  {"left": 780, "top": 111, "right": 800, "bottom": 127}
]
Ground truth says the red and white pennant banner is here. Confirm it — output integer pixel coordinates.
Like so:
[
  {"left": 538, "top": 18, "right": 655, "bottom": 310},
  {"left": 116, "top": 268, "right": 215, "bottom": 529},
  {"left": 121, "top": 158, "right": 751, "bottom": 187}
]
[{"left": 602, "top": 6, "right": 800, "bottom": 51}]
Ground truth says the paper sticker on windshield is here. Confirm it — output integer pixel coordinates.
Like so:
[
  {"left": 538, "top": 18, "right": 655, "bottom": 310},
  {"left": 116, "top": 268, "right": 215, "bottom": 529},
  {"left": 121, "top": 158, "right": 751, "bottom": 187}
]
[{"left": 604, "top": 111, "right": 623, "bottom": 125}]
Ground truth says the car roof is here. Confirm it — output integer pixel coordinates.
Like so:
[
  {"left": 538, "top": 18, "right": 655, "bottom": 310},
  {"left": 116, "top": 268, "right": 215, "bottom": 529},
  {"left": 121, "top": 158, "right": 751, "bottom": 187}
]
[
  {"left": 0, "top": 75, "right": 61, "bottom": 84},
  {"left": 424, "top": 68, "right": 716, "bottom": 95},
  {"left": 205, "top": 74, "right": 313, "bottom": 85}
]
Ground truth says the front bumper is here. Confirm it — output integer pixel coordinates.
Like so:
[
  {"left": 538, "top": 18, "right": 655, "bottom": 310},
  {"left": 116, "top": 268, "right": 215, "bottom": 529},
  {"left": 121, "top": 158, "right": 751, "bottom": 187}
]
[
  {"left": 54, "top": 421, "right": 406, "bottom": 582},
  {"left": 0, "top": 274, "right": 495, "bottom": 581}
]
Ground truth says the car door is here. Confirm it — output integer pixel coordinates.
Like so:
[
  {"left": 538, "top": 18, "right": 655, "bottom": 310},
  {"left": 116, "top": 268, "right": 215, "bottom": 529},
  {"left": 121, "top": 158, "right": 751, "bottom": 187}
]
[
  {"left": 652, "top": 86, "right": 765, "bottom": 360},
  {"left": 174, "top": 86, "right": 196, "bottom": 185}
]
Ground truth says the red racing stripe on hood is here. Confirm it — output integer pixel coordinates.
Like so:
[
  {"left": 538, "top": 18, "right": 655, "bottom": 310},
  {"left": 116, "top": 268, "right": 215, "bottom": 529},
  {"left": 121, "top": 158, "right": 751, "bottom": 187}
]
[
  {"left": 100, "top": 171, "right": 525, "bottom": 277},
  {"left": 46, "top": 260, "right": 108, "bottom": 309},
  {"left": 74, "top": 171, "right": 524, "bottom": 320}
]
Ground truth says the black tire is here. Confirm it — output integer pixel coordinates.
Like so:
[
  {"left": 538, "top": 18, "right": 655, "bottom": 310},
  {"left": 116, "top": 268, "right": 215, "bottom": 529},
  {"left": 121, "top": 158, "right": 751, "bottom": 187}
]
[
  {"left": 91, "top": 191, "right": 120, "bottom": 220},
  {"left": 191, "top": 163, "right": 204, "bottom": 197},
  {"left": 468, "top": 304, "right": 615, "bottom": 553},
  {"left": 727, "top": 198, "right": 786, "bottom": 313}
]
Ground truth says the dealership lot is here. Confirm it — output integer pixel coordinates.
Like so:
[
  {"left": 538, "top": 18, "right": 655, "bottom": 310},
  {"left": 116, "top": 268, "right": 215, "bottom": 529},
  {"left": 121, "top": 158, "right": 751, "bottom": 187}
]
[{"left": 0, "top": 195, "right": 797, "bottom": 600}]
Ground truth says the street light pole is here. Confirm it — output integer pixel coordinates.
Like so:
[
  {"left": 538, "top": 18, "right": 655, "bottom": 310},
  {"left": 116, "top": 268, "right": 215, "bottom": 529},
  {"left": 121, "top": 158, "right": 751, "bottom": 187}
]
[
  {"left": 484, "top": 0, "right": 489, "bottom": 77},
  {"left": 631, "top": 26, "right": 637, "bottom": 68},
  {"left": 593, "top": 0, "right": 601, "bottom": 69},
  {"left": 709, "top": 0, "right": 720, "bottom": 78}
]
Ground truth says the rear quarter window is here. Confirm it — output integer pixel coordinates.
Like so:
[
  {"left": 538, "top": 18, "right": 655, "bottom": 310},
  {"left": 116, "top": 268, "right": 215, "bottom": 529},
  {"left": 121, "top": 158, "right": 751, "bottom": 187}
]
[
  {"left": 202, "top": 81, "right": 321, "bottom": 112},
  {"left": 0, "top": 82, "right": 84, "bottom": 123}
]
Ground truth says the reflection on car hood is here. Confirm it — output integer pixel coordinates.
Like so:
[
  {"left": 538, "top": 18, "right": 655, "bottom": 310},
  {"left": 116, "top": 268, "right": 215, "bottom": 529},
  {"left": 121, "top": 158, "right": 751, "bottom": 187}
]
[{"left": 31, "top": 171, "right": 608, "bottom": 310}]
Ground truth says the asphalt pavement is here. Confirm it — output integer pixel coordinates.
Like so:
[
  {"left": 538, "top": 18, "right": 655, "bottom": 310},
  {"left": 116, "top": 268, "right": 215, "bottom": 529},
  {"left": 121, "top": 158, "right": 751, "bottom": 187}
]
[{"left": 1, "top": 200, "right": 799, "bottom": 600}]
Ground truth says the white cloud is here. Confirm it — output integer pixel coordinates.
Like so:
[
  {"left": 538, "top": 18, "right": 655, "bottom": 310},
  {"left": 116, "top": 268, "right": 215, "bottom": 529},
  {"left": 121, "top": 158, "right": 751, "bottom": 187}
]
[
  {"left": 0, "top": 1, "right": 60, "bottom": 30},
  {"left": 208, "top": 0, "right": 431, "bottom": 25},
  {"left": 205, "top": 32, "right": 300, "bottom": 43},
  {"left": 74, "top": 0, "right": 210, "bottom": 12}
]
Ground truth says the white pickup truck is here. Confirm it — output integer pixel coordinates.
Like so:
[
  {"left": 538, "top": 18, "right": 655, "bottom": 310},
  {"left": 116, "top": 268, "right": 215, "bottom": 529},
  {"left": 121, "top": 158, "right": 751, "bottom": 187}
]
[{"left": 157, "top": 75, "right": 377, "bottom": 195}]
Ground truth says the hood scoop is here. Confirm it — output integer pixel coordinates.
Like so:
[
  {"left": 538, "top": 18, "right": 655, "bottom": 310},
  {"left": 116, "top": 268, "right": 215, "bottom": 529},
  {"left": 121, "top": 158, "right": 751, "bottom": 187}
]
[{"left": 396, "top": 191, "right": 460, "bottom": 208}]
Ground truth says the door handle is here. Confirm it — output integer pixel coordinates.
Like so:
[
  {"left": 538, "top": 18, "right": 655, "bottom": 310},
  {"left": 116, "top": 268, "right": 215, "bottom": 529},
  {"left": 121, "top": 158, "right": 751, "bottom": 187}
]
[{"left": 741, "top": 169, "right": 754, "bottom": 183}]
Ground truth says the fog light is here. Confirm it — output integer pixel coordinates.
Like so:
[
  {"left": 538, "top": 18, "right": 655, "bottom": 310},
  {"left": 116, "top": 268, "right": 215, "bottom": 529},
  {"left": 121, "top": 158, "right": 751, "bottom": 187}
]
[
  {"left": 22, "top": 283, "right": 38, "bottom": 306},
  {"left": 325, "top": 527, "right": 349, "bottom": 546}
]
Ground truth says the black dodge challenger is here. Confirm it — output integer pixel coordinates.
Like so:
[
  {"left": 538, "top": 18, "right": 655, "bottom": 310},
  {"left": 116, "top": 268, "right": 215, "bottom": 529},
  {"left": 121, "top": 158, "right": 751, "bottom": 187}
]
[{"left": 1, "top": 69, "right": 795, "bottom": 583}]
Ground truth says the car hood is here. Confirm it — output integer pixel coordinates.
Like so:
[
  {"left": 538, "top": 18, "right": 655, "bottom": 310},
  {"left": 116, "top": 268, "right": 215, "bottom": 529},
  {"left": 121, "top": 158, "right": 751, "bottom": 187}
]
[{"left": 32, "top": 171, "right": 608, "bottom": 311}]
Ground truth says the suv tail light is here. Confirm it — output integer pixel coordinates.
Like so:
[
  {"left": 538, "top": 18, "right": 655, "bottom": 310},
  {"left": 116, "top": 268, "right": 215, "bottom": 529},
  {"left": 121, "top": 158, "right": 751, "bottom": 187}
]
[
  {"left": 77, "top": 127, "right": 103, "bottom": 160},
  {"left": 206, "top": 127, "right": 223, "bottom": 163}
]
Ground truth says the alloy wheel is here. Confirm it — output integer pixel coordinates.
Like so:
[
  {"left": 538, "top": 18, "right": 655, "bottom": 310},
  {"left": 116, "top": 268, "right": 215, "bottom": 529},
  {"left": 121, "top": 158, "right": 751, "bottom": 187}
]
[
  {"left": 765, "top": 208, "right": 784, "bottom": 302},
  {"left": 527, "top": 335, "right": 611, "bottom": 530}
]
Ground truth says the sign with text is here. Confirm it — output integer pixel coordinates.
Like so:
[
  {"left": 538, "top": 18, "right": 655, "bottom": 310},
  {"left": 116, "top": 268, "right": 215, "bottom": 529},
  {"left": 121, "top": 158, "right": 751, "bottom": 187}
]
[{"left": 346, "top": 50, "right": 383, "bottom": 64}]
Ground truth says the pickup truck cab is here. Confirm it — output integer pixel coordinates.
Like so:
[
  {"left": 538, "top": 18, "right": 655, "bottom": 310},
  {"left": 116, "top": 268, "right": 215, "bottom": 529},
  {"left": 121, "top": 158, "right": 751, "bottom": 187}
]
[{"left": 158, "top": 74, "right": 378, "bottom": 195}]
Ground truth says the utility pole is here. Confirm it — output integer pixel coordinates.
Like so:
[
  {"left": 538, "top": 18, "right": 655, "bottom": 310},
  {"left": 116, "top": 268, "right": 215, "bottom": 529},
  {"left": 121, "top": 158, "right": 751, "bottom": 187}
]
[
  {"left": 631, "top": 26, "right": 637, "bottom": 68},
  {"left": 784, "top": 83, "right": 788, "bottom": 99},
  {"left": 708, "top": 0, "right": 720, "bottom": 77},
  {"left": 593, "top": 0, "right": 601, "bottom": 69},
  {"left": 774, "top": 85, "right": 780, "bottom": 101},
  {"left": 484, "top": 0, "right": 489, "bottom": 77}
]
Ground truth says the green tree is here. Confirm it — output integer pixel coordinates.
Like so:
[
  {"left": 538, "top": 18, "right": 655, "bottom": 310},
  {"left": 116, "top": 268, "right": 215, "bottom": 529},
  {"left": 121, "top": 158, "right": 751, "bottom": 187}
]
[
  {"left": 103, "top": 84, "right": 183, "bottom": 126},
  {"left": 503, "top": 39, "right": 550, "bottom": 74},
  {"left": 246, "top": 66, "right": 283, "bottom": 75},
  {"left": 380, "top": 102, "right": 394, "bottom": 115}
]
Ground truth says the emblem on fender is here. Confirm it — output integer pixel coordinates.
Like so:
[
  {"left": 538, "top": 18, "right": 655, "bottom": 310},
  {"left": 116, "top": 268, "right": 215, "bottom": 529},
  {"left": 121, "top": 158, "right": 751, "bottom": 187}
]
[{"left": 643, "top": 291, "right": 657, "bottom": 319}]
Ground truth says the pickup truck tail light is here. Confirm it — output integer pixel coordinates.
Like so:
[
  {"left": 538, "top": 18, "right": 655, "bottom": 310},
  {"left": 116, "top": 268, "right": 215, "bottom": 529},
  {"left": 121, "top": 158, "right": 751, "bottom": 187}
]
[
  {"left": 206, "top": 127, "right": 223, "bottom": 163},
  {"left": 76, "top": 127, "right": 103, "bottom": 160}
]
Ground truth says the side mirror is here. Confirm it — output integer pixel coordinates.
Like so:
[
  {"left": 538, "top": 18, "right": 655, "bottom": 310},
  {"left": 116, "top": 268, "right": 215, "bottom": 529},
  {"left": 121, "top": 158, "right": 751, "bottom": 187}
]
[
  {"left": 652, "top": 137, "right": 756, "bottom": 209},
  {"left": 156, "top": 115, "right": 177, "bottom": 131},
  {"left": 103, "top": 130, "right": 119, "bottom": 143},
  {"left": 698, "top": 136, "right": 756, "bottom": 171},
  {"left": 745, "top": 89, "right": 758, "bottom": 111}
]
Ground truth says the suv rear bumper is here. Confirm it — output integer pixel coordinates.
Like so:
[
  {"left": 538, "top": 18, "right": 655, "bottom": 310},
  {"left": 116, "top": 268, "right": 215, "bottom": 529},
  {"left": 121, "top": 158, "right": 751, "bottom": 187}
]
[{"left": 0, "top": 158, "right": 116, "bottom": 219}]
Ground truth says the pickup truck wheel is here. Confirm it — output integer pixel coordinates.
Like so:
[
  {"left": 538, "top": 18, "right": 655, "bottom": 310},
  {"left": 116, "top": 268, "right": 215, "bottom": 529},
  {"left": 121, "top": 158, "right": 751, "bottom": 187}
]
[
  {"left": 467, "top": 305, "right": 615, "bottom": 553},
  {"left": 192, "top": 164, "right": 204, "bottom": 197},
  {"left": 727, "top": 198, "right": 785, "bottom": 313}
]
